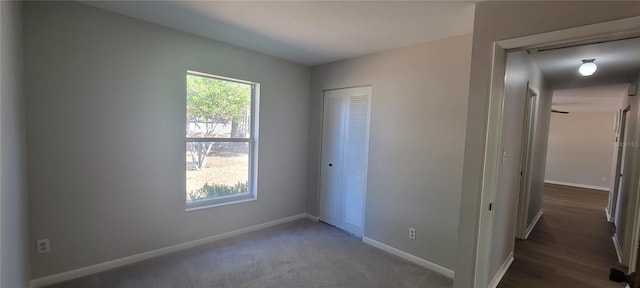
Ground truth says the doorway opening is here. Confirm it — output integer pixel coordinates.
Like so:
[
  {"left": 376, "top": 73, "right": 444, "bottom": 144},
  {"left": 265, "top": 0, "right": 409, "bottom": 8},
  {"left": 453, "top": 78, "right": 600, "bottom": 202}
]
[{"left": 475, "top": 17, "right": 640, "bottom": 288}]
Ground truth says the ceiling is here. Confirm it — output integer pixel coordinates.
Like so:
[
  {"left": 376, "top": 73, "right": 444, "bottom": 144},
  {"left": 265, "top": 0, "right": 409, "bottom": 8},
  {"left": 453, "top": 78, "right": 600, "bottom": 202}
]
[
  {"left": 551, "top": 84, "right": 629, "bottom": 112},
  {"left": 530, "top": 37, "right": 640, "bottom": 90},
  {"left": 81, "top": 1, "right": 477, "bottom": 66}
]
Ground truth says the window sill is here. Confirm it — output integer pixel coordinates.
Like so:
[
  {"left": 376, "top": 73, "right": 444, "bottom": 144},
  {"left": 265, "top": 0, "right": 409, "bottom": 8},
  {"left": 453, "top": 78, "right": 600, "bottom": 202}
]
[{"left": 185, "top": 196, "right": 257, "bottom": 212}]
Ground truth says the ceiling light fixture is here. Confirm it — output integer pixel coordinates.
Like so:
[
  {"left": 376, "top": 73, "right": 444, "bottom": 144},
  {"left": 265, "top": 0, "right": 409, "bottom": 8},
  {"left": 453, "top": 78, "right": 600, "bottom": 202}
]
[{"left": 579, "top": 59, "right": 597, "bottom": 76}]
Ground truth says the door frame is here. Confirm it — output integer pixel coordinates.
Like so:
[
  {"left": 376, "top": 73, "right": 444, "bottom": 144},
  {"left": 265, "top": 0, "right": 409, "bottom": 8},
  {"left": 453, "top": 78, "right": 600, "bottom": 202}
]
[
  {"left": 634, "top": 176, "right": 640, "bottom": 286},
  {"left": 628, "top": 104, "right": 640, "bottom": 273},
  {"left": 515, "top": 83, "right": 540, "bottom": 240},
  {"left": 471, "top": 16, "right": 640, "bottom": 288},
  {"left": 0, "top": 1, "right": 3, "bottom": 283}
]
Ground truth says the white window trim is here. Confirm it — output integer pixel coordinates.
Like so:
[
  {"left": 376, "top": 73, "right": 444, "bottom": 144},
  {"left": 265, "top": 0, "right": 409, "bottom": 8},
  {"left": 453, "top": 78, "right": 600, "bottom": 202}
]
[{"left": 185, "top": 71, "right": 259, "bottom": 211}]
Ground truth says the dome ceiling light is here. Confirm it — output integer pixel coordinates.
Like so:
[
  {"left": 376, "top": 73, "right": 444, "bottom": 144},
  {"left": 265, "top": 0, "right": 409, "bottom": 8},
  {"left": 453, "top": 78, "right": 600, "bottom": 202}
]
[{"left": 579, "top": 59, "right": 597, "bottom": 76}]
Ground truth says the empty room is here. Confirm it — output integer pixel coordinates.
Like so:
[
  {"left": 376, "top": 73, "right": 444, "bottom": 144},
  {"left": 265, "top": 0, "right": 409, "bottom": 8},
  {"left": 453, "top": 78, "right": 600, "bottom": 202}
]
[{"left": 2, "top": 1, "right": 640, "bottom": 288}]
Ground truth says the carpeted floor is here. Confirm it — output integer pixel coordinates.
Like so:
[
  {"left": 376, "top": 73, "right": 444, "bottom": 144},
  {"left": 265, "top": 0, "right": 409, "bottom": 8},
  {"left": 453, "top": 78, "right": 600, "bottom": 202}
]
[{"left": 47, "top": 219, "right": 453, "bottom": 288}]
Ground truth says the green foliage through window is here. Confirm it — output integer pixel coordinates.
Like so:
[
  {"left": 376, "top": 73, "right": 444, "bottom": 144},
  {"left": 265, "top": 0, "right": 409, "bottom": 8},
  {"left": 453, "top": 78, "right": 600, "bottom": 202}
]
[
  {"left": 188, "top": 182, "right": 249, "bottom": 201},
  {"left": 186, "top": 73, "right": 252, "bottom": 170},
  {"left": 186, "top": 74, "right": 251, "bottom": 138}
]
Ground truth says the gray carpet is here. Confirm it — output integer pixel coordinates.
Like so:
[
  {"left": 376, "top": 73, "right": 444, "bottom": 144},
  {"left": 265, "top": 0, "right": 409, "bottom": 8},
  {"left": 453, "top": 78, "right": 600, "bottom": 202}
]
[{"left": 47, "top": 219, "right": 453, "bottom": 288}]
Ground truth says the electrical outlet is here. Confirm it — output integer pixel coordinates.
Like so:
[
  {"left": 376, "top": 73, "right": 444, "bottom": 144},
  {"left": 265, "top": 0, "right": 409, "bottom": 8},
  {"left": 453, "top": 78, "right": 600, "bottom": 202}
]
[
  {"left": 36, "top": 239, "right": 50, "bottom": 254},
  {"left": 409, "top": 228, "right": 416, "bottom": 240},
  {"left": 602, "top": 177, "right": 607, "bottom": 183}
]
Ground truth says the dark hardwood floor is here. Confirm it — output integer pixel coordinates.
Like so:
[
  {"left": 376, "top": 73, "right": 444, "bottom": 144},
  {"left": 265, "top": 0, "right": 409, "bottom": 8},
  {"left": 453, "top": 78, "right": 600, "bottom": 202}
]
[{"left": 498, "top": 183, "right": 626, "bottom": 288}]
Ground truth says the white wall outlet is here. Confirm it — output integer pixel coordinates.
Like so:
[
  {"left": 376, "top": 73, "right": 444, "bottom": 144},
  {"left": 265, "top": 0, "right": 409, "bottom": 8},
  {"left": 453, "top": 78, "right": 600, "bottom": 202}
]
[
  {"left": 602, "top": 177, "right": 607, "bottom": 183},
  {"left": 36, "top": 239, "right": 50, "bottom": 254},
  {"left": 409, "top": 228, "right": 416, "bottom": 240}
]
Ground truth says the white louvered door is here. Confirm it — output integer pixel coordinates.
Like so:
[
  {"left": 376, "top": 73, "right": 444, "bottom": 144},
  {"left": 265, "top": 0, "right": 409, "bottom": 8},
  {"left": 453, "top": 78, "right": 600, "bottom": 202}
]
[
  {"left": 320, "top": 89, "right": 346, "bottom": 227},
  {"left": 320, "top": 86, "right": 371, "bottom": 236}
]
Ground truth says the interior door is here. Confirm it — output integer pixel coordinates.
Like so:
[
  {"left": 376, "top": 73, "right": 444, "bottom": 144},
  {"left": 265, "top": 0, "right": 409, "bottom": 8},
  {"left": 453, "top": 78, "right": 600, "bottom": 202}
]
[
  {"left": 319, "top": 86, "right": 371, "bottom": 237},
  {"left": 319, "top": 89, "right": 346, "bottom": 227},
  {"left": 612, "top": 105, "right": 631, "bottom": 222},
  {"left": 516, "top": 83, "right": 539, "bottom": 239},
  {"left": 340, "top": 87, "right": 371, "bottom": 236}
]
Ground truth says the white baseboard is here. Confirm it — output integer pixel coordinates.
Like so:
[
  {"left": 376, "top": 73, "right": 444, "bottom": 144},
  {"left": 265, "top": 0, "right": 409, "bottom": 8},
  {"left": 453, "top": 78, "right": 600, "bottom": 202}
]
[
  {"left": 30, "top": 213, "right": 309, "bottom": 288},
  {"left": 305, "top": 213, "right": 320, "bottom": 222},
  {"left": 613, "top": 234, "right": 624, "bottom": 265},
  {"left": 544, "top": 180, "right": 609, "bottom": 192},
  {"left": 362, "top": 237, "right": 454, "bottom": 278},
  {"left": 605, "top": 208, "right": 613, "bottom": 223},
  {"left": 489, "top": 251, "right": 514, "bottom": 288},
  {"left": 524, "top": 210, "right": 543, "bottom": 239}
]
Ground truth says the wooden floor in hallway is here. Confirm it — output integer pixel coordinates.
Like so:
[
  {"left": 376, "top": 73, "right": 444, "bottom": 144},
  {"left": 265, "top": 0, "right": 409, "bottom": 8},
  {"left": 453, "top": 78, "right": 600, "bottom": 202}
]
[{"left": 498, "top": 183, "right": 626, "bottom": 288}]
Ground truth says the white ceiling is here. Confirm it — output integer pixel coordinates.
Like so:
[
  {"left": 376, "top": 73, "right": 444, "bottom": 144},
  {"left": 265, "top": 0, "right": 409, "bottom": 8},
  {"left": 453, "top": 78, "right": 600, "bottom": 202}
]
[
  {"left": 530, "top": 37, "right": 640, "bottom": 90},
  {"left": 81, "top": 1, "right": 476, "bottom": 66},
  {"left": 551, "top": 84, "right": 629, "bottom": 112}
]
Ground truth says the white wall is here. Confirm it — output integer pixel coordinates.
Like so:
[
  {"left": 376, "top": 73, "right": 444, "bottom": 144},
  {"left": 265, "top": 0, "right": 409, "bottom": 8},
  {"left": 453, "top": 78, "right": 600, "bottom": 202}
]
[
  {"left": 0, "top": 1, "right": 30, "bottom": 287},
  {"left": 455, "top": 2, "right": 640, "bottom": 287},
  {"left": 24, "top": 2, "right": 310, "bottom": 279},
  {"left": 308, "top": 34, "right": 472, "bottom": 271},
  {"left": 545, "top": 111, "right": 616, "bottom": 189},
  {"left": 489, "top": 50, "right": 550, "bottom": 279}
]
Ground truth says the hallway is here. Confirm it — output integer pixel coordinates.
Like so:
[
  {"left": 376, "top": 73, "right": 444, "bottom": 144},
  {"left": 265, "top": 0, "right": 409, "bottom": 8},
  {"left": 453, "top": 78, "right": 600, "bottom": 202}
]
[{"left": 498, "top": 183, "right": 626, "bottom": 288}]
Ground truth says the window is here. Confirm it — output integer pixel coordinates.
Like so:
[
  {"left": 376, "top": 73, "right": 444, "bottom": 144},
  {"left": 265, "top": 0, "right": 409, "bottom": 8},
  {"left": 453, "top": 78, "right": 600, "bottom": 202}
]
[{"left": 185, "top": 71, "right": 258, "bottom": 210}]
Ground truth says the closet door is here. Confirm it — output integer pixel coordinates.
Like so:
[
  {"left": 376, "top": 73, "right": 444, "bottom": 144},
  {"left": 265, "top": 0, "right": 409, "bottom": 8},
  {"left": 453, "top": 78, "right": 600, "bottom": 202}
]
[
  {"left": 319, "top": 89, "right": 347, "bottom": 227},
  {"left": 341, "top": 87, "right": 371, "bottom": 236}
]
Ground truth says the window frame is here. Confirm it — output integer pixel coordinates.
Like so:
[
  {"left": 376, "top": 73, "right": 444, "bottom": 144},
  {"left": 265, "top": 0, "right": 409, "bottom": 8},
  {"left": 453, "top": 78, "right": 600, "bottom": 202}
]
[{"left": 185, "top": 70, "right": 259, "bottom": 211}]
